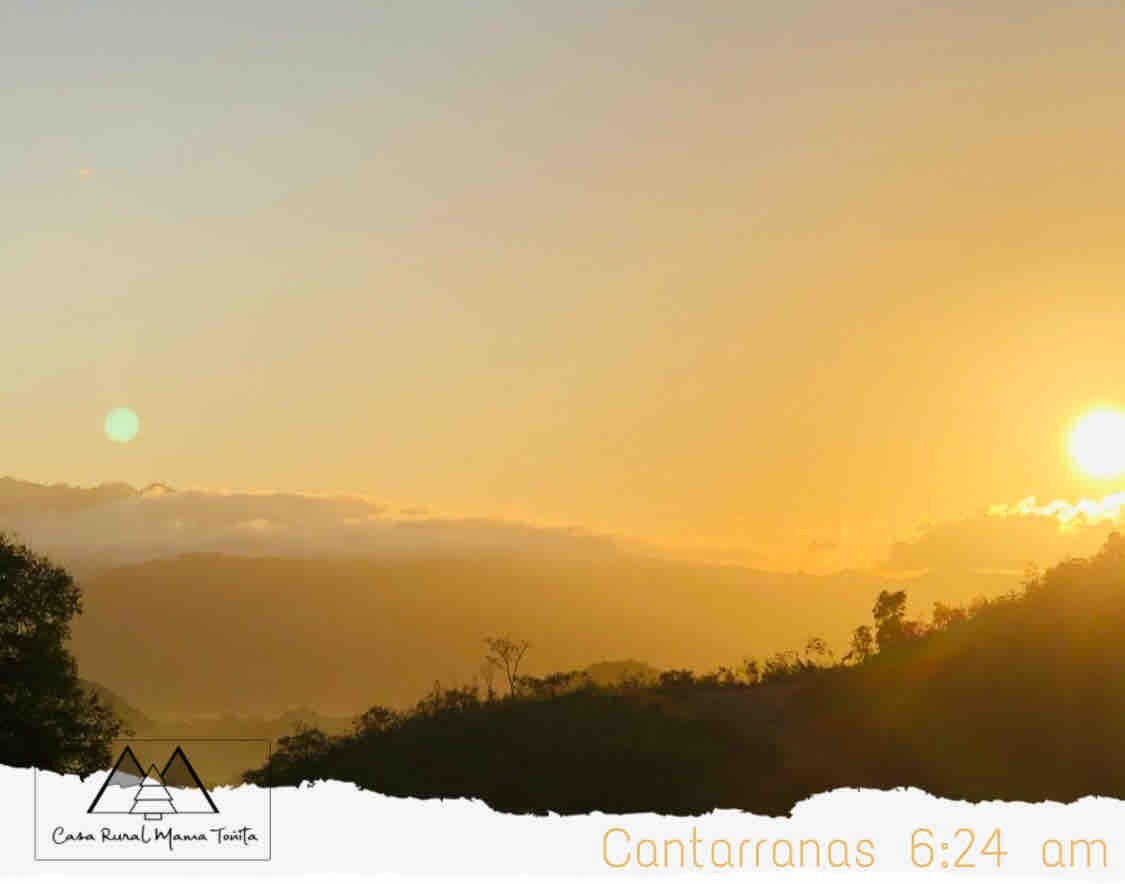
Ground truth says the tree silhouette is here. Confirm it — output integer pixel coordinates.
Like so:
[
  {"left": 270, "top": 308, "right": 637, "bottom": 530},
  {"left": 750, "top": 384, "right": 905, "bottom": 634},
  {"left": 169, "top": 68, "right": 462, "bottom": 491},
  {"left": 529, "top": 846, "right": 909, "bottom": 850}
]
[
  {"left": 803, "top": 635, "right": 834, "bottom": 665},
  {"left": 844, "top": 625, "right": 874, "bottom": 663},
  {"left": 484, "top": 636, "right": 530, "bottom": 697},
  {"left": 0, "top": 535, "right": 121, "bottom": 773},
  {"left": 872, "top": 589, "right": 909, "bottom": 650},
  {"left": 932, "top": 600, "right": 968, "bottom": 630},
  {"left": 353, "top": 705, "right": 400, "bottom": 736}
]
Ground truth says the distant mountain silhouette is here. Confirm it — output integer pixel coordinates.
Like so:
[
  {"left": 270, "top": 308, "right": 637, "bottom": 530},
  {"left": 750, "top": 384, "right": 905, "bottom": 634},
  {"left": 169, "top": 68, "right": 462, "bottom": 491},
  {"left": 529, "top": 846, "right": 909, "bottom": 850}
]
[
  {"left": 69, "top": 552, "right": 1013, "bottom": 716},
  {"left": 81, "top": 680, "right": 157, "bottom": 734}
]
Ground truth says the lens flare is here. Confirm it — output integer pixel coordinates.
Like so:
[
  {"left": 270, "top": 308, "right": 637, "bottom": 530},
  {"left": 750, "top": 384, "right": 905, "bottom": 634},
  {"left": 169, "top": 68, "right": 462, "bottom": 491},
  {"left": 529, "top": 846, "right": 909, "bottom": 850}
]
[
  {"left": 1070, "top": 409, "right": 1125, "bottom": 479},
  {"left": 104, "top": 407, "right": 140, "bottom": 444}
]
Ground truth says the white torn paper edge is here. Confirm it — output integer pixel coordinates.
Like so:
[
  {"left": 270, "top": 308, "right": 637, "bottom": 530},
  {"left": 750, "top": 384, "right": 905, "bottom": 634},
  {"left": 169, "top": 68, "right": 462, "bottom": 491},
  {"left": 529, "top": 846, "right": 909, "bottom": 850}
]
[{"left": 3, "top": 763, "right": 1122, "bottom": 880}]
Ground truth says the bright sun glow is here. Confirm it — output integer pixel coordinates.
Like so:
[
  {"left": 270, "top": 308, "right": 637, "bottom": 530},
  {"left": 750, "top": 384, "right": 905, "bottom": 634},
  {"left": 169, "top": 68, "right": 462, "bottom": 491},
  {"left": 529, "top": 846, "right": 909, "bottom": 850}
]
[{"left": 1070, "top": 409, "right": 1125, "bottom": 479}]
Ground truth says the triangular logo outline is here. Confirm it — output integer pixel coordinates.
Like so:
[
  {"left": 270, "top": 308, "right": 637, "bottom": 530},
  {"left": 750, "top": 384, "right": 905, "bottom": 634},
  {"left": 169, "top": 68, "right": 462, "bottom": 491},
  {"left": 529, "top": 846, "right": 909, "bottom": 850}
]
[
  {"left": 86, "top": 745, "right": 145, "bottom": 814},
  {"left": 87, "top": 744, "right": 219, "bottom": 815},
  {"left": 161, "top": 745, "right": 219, "bottom": 813}
]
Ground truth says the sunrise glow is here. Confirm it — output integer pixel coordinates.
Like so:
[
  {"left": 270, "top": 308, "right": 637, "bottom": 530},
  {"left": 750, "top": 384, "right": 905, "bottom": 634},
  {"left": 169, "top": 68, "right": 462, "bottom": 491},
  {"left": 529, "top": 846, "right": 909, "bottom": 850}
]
[{"left": 1070, "top": 410, "right": 1125, "bottom": 479}]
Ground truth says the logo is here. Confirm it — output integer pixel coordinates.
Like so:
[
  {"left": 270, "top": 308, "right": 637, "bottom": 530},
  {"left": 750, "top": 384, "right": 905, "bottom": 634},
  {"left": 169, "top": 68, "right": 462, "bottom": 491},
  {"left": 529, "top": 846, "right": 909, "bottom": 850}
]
[
  {"left": 87, "top": 745, "right": 219, "bottom": 819},
  {"left": 34, "top": 738, "right": 271, "bottom": 861}
]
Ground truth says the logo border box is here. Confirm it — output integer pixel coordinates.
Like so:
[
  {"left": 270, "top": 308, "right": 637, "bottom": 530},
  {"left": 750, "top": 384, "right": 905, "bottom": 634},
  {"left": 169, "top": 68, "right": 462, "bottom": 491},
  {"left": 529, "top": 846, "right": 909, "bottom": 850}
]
[{"left": 33, "top": 738, "right": 272, "bottom": 863}]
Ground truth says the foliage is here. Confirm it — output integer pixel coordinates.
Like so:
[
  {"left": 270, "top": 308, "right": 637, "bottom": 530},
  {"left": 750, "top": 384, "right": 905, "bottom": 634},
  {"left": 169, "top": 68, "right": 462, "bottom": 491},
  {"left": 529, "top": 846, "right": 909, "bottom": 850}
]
[
  {"left": 0, "top": 535, "right": 122, "bottom": 773},
  {"left": 247, "top": 682, "right": 745, "bottom": 814},
  {"left": 247, "top": 533, "right": 1125, "bottom": 813},
  {"left": 843, "top": 625, "right": 874, "bottom": 663}
]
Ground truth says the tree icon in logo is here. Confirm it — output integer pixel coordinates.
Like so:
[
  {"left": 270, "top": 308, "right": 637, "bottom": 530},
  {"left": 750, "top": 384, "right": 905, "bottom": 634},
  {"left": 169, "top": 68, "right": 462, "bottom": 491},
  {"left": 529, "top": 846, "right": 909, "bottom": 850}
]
[{"left": 131, "top": 765, "right": 177, "bottom": 820}]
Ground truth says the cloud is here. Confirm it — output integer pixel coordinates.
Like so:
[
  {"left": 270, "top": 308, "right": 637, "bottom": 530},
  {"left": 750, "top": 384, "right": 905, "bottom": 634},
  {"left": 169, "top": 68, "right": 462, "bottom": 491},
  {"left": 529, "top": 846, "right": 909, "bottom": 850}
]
[
  {"left": 7, "top": 478, "right": 1124, "bottom": 579},
  {"left": 0, "top": 481, "right": 621, "bottom": 567},
  {"left": 887, "top": 489, "right": 1125, "bottom": 573},
  {"left": 988, "top": 492, "right": 1125, "bottom": 528}
]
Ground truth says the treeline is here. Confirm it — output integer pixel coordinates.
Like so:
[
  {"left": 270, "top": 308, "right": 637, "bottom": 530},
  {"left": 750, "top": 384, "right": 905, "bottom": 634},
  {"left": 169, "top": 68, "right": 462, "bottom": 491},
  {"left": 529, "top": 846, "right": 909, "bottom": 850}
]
[
  {"left": 256, "top": 573, "right": 1012, "bottom": 726},
  {"left": 13, "top": 527, "right": 1125, "bottom": 811},
  {"left": 243, "top": 538, "right": 1081, "bottom": 813}
]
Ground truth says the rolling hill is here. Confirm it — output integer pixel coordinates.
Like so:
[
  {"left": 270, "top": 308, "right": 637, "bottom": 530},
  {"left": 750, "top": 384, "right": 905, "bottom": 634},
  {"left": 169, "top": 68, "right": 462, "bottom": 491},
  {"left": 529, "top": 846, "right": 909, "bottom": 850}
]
[
  {"left": 69, "top": 551, "right": 1011, "bottom": 717},
  {"left": 252, "top": 533, "right": 1125, "bottom": 813}
]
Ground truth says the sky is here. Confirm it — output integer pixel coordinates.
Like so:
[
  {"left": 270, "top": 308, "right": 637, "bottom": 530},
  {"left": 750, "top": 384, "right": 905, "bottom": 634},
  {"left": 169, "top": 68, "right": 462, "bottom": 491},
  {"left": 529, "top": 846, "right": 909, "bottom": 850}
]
[{"left": 3, "top": 2, "right": 1125, "bottom": 571}]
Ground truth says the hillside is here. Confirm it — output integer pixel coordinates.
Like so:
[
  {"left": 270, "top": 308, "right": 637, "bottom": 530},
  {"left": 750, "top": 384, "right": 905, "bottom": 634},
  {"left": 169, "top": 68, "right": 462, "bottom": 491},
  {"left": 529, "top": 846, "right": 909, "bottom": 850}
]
[
  {"left": 790, "top": 533, "right": 1125, "bottom": 803},
  {"left": 250, "top": 534, "right": 1125, "bottom": 813}
]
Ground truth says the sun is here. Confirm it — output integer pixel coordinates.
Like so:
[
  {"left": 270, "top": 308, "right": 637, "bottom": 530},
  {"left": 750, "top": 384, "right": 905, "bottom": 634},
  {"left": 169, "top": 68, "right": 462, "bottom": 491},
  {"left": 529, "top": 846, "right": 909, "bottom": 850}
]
[{"left": 1070, "top": 409, "right": 1125, "bottom": 479}]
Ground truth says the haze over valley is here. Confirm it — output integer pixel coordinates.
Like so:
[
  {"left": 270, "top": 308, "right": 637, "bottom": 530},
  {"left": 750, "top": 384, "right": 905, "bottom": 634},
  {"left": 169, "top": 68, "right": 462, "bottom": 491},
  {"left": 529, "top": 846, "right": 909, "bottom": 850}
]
[{"left": 2, "top": 476, "right": 1113, "bottom": 717}]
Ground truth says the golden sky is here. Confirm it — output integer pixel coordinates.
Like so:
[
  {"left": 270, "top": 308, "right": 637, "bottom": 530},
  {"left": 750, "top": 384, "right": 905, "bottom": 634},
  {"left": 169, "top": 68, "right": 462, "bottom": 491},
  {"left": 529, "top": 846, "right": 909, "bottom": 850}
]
[{"left": 3, "top": 3, "right": 1124, "bottom": 570}]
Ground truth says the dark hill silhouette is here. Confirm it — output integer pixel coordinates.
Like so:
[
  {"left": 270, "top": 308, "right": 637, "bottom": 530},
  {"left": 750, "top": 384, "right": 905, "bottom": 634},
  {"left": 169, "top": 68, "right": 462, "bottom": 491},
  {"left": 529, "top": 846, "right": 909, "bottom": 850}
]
[
  {"left": 247, "top": 534, "right": 1125, "bottom": 814},
  {"left": 81, "top": 680, "right": 157, "bottom": 734},
  {"left": 787, "top": 533, "right": 1125, "bottom": 804}
]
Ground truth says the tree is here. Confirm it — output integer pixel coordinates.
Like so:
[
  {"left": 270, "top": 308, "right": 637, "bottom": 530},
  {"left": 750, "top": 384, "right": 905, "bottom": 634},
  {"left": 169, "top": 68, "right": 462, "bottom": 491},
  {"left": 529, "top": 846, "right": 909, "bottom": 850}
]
[
  {"left": 802, "top": 635, "right": 834, "bottom": 666},
  {"left": 519, "top": 670, "right": 584, "bottom": 698},
  {"left": 740, "top": 658, "right": 761, "bottom": 684},
  {"left": 843, "top": 625, "right": 874, "bottom": 664},
  {"left": 872, "top": 589, "right": 926, "bottom": 650},
  {"left": 0, "top": 535, "right": 121, "bottom": 773},
  {"left": 415, "top": 681, "right": 480, "bottom": 715},
  {"left": 658, "top": 669, "right": 697, "bottom": 691},
  {"left": 274, "top": 724, "right": 332, "bottom": 762},
  {"left": 932, "top": 601, "right": 967, "bottom": 630},
  {"left": 484, "top": 636, "right": 530, "bottom": 697},
  {"left": 872, "top": 589, "right": 908, "bottom": 651},
  {"left": 353, "top": 705, "right": 400, "bottom": 736},
  {"left": 762, "top": 650, "right": 801, "bottom": 681}
]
